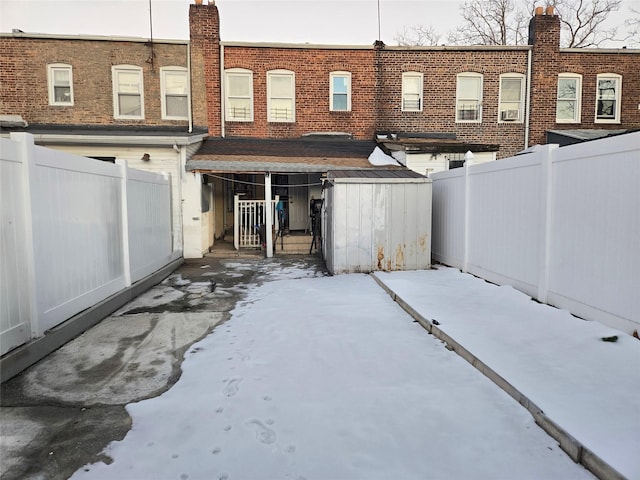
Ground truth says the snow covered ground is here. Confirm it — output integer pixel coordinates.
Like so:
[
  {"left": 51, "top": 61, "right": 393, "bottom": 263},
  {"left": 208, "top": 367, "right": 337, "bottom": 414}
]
[
  {"left": 374, "top": 267, "right": 640, "bottom": 479},
  {"left": 69, "top": 264, "right": 609, "bottom": 480}
]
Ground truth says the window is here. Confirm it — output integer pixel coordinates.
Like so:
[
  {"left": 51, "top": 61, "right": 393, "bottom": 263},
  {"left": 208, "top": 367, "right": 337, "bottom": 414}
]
[
  {"left": 402, "top": 72, "right": 423, "bottom": 112},
  {"left": 112, "top": 65, "right": 144, "bottom": 119},
  {"left": 498, "top": 74, "right": 525, "bottom": 123},
  {"left": 225, "top": 69, "right": 253, "bottom": 121},
  {"left": 595, "top": 74, "right": 621, "bottom": 123},
  {"left": 456, "top": 73, "right": 483, "bottom": 122},
  {"left": 161, "top": 67, "right": 188, "bottom": 120},
  {"left": 330, "top": 71, "right": 351, "bottom": 111},
  {"left": 48, "top": 64, "right": 73, "bottom": 105},
  {"left": 556, "top": 73, "right": 582, "bottom": 123},
  {"left": 267, "top": 70, "right": 295, "bottom": 122}
]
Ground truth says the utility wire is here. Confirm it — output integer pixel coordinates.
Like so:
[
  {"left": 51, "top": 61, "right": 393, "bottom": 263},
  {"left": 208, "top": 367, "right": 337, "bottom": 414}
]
[{"left": 204, "top": 173, "right": 322, "bottom": 188}]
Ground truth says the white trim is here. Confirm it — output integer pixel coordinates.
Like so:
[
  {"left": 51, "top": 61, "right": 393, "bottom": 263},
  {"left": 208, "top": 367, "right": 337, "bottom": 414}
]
[
  {"left": 112, "top": 65, "right": 144, "bottom": 120},
  {"left": 225, "top": 68, "right": 254, "bottom": 122},
  {"left": 401, "top": 71, "right": 423, "bottom": 112},
  {"left": 267, "top": 69, "right": 295, "bottom": 123},
  {"left": 456, "top": 72, "right": 483, "bottom": 123},
  {"left": 498, "top": 73, "right": 525, "bottom": 124},
  {"left": 595, "top": 73, "right": 622, "bottom": 124},
  {"left": 160, "top": 66, "right": 189, "bottom": 121},
  {"left": 47, "top": 63, "right": 74, "bottom": 106},
  {"left": 329, "top": 71, "right": 352, "bottom": 112},
  {"left": 556, "top": 73, "right": 582, "bottom": 124}
]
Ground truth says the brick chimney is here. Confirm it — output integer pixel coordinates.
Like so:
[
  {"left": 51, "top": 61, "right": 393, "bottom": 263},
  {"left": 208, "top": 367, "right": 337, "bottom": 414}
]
[
  {"left": 190, "top": 1, "right": 221, "bottom": 136},
  {"left": 528, "top": 5, "right": 561, "bottom": 147}
]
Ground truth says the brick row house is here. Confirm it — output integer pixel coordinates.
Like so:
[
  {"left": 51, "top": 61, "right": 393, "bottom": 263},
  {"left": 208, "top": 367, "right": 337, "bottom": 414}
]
[{"left": 2, "top": 1, "right": 639, "bottom": 258}]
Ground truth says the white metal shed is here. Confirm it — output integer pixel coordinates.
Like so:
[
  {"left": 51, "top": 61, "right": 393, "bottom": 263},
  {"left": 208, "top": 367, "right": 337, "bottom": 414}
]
[{"left": 322, "top": 169, "right": 432, "bottom": 274}]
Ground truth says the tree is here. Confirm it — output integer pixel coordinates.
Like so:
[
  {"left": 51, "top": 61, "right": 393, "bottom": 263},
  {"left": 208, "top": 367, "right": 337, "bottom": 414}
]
[
  {"left": 550, "top": 0, "right": 623, "bottom": 47},
  {"left": 446, "top": 0, "right": 531, "bottom": 46},
  {"left": 394, "top": 24, "right": 441, "bottom": 46},
  {"left": 623, "top": 6, "right": 640, "bottom": 46},
  {"left": 432, "top": 0, "right": 622, "bottom": 47}
]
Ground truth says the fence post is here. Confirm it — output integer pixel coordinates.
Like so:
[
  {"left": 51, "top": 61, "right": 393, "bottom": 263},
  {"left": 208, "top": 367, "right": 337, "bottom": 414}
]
[
  {"left": 116, "top": 159, "right": 132, "bottom": 287},
  {"left": 463, "top": 162, "right": 471, "bottom": 273},
  {"left": 233, "top": 194, "right": 240, "bottom": 250},
  {"left": 537, "top": 144, "right": 558, "bottom": 303},
  {"left": 11, "top": 133, "right": 40, "bottom": 337}
]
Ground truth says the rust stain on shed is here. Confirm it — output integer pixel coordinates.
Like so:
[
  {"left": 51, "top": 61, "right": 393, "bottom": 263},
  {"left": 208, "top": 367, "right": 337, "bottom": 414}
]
[
  {"left": 377, "top": 246, "right": 385, "bottom": 270},
  {"left": 395, "top": 244, "right": 405, "bottom": 269}
]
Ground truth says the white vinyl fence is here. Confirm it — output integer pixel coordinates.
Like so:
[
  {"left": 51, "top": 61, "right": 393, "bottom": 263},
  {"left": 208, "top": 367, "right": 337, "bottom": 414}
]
[
  {"left": 432, "top": 132, "right": 640, "bottom": 334},
  {"left": 1, "top": 133, "right": 180, "bottom": 355}
]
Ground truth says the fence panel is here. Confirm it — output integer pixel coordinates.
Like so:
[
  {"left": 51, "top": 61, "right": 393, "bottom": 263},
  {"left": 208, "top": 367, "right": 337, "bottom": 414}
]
[
  {"left": 547, "top": 134, "right": 640, "bottom": 332},
  {"left": 466, "top": 154, "right": 543, "bottom": 297},
  {"left": 1, "top": 133, "right": 179, "bottom": 354},
  {"left": 126, "top": 166, "right": 173, "bottom": 283},
  {"left": 30, "top": 144, "right": 126, "bottom": 334},
  {"left": 431, "top": 169, "right": 466, "bottom": 268},
  {"left": 0, "top": 139, "right": 32, "bottom": 355},
  {"left": 431, "top": 132, "right": 640, "bottom": 333}
]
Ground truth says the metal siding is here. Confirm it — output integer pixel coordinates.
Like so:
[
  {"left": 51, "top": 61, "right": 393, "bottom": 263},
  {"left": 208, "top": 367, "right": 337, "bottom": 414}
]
[{"left": 327, "top": 176, "right": 432, "bottom": 274}]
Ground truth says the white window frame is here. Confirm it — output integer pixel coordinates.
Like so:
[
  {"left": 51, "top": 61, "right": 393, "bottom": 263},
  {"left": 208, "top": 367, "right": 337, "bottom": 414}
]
[
  {"left": 498, "top": 73, "right": 525, "bottom": 123},
  {"left": 112, "top": 65, "right": 144, "bottom": 120},
  {"left": 330, "top": 71, "right": 351, "bottom": 112},
  {"left": 160, "top": 66, "right": 188, "bottom": 120},
  {"left": 267, "top": 69, "right": 295, "bottom": 123},
  {"left": 556, "top": 73, "right": 582, "bottom": 124},
  {"left": 456, "top": 72, "right": 483, "bottom": 123},
  {"left": 47, "top": 63, "right": 74, "bottom": 106},
  {"left": 595, "top": 73, "right": 622, "bottom": 123},
  {"left": 225, "top": 68, "right": 254, "bottom": 122},
  {"left": 401, "top": 72, "right": 423, "bottom": 112}
]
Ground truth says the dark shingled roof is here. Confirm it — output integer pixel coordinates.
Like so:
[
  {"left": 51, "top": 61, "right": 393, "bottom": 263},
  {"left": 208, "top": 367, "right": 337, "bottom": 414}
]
[
  {"left": 194, "top": 136, "right": 377, "bottom": 158},
  {"left": 188, "top": 136, "right": 402, "bottom": 173}
]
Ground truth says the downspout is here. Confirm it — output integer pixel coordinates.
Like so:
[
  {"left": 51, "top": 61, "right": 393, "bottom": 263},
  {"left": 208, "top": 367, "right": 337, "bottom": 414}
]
[
  {"left": 220, "top": 43, "right": 225, "bottom": 138},
  {"left": 187, "top": 42, "right": 193, "bottom": 133},
  {"left": 524, "top": 48, "right": 532, "bottom": 149}
]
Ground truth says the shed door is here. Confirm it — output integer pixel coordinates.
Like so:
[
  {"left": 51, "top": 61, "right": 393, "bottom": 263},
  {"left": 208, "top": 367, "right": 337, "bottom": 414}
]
[{"left": 288, "top": 174, "right": 308, "bottom": 230}]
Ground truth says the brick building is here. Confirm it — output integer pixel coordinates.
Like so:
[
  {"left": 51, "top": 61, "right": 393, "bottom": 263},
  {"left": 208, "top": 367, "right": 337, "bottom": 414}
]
[{"left": 0, "top": 33, "right": 208, "bottom": 254}]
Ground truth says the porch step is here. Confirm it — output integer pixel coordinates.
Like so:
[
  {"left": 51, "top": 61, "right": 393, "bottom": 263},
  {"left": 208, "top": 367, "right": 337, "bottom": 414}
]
[{"left": 274, "top": 233, "right": 319, "bottom": 255}]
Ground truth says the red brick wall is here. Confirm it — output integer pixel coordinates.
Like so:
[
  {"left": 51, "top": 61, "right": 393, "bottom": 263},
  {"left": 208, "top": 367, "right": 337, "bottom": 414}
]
[
  {"left": 0, "top": 36, "right": 190, "bottom": 127},
  {"left": 222, "top": 46, "right": 377, "bottom": 140},
  {"left": 377, "top": 48, "right": 529, "bottom": 158}
]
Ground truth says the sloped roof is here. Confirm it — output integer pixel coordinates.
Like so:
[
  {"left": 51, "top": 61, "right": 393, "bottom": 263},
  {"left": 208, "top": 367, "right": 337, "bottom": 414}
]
[{"left": 188, "top": 137, "right": 402, "bottom": 173}]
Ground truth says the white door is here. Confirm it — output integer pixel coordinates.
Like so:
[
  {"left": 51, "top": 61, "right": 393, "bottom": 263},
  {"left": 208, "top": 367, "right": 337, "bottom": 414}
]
[{"left": 287, "top": 174, "right": 308, "bottom": 230}]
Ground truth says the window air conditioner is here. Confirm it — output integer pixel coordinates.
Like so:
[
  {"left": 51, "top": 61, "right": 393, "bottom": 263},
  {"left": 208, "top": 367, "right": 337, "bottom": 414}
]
[{"left": 501, "top": 109, "right": 519, "bottom": 121}]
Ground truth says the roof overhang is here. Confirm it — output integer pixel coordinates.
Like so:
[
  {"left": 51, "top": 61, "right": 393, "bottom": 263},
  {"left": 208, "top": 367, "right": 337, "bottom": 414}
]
[
  {"left": 188, "top": 136, "right": 405, "bottom": 174},
  {"left": 0, "top": 125, "right": 208, "bottom": 147}
]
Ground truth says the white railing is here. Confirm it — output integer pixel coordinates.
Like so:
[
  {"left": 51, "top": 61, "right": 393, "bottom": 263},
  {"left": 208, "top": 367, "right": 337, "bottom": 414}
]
[
  {"left": 0, "top": 133, "right": 180, "bottom": 355},
  {"left": 233, "top": 195, "right": 279, "bottom": 249},
  {"left": 431, "top": 132, "right": 640, "bottom": 334}
]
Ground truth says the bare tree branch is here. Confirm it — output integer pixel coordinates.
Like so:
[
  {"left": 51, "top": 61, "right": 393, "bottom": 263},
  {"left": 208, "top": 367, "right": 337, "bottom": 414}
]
[
  {"left": 399, "top": 0, "right": 624, "bottom": 47},
  {"left": 394, "top": 24, "right": 442, "bottom": 46}
]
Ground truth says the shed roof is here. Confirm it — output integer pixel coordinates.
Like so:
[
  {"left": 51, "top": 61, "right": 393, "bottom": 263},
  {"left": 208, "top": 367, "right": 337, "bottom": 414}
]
[{"left": 327, "top": 169, "right": 430, "bottom": 183}]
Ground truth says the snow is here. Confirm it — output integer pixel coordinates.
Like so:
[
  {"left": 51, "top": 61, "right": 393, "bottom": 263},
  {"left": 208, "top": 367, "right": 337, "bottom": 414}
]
[
  {"left": 368, "top": 146, "right": 400, "bottom": 166},
  {"left": 69, "top": 265, "right": 639, "bottom": 480}
]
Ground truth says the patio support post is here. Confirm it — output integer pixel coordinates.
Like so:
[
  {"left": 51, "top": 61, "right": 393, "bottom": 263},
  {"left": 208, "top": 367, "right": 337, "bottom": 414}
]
[
  {"left": 264, "top": 172, "right": 273, "bottom": 258},
  {"left": 233, "top": 194, "right": 239, "bottom": 250}
]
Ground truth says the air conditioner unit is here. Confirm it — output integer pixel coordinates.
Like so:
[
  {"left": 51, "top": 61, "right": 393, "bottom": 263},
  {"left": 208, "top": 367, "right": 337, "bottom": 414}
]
[{"left": 501, "top": 109, "right": 519, "bottom": 121}]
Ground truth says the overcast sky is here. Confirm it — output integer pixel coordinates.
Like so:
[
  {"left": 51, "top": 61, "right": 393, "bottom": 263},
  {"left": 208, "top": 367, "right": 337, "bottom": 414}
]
[{"left": 0, "top": 0, "right": 636, "bottom": 46}]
